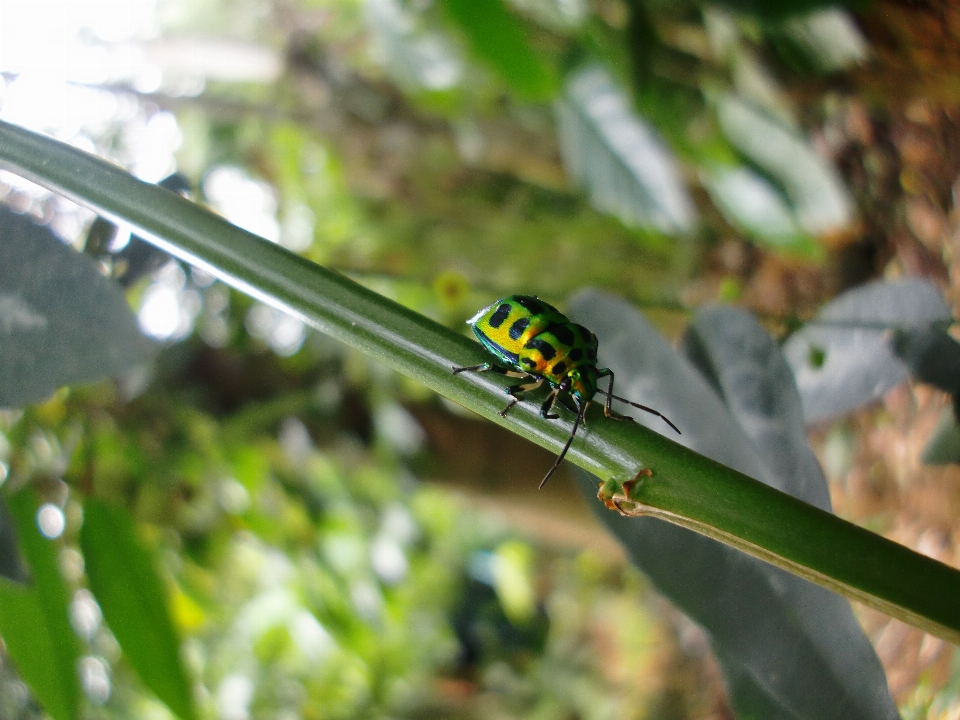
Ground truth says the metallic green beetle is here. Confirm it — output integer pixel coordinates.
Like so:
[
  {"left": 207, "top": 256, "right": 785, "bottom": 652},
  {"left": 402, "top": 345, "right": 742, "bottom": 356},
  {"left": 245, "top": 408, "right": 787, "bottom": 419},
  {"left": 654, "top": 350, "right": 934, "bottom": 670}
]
[{"left": 453, "top": 295, "right": 679, "bottom": 488}]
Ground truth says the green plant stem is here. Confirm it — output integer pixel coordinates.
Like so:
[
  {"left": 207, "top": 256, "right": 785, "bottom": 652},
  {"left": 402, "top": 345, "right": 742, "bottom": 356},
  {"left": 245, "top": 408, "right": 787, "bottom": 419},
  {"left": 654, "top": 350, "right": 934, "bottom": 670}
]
[{"left": 2, "top": 119, "right": 959, "bottom": 644}]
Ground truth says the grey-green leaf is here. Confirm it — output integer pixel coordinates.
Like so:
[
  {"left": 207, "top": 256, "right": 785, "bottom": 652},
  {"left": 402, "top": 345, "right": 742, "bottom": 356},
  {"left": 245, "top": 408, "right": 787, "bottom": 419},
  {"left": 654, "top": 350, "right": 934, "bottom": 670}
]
[
  {"left": 80, "top": 499, "right": 197, "bottom": 720},
  {"left": 365, "top": 0, "right": 464, "bottom": 93},
  {"left": 568, "top": 292, "right": 899, "bottom": 720},
  {"left": 711, "top": 0, "right": 861, "bottom": 22},
  {"left": 0, "top": 206, "right": 154, "bottom": 408},
  {"left": 438, "top": 0, "right": 557, "bottom": 100},
  {"left": 700, "top": 164, "right": 811, "bottom": 251},
  {"left": 0, "top": 489, "right": 80, "bottom": 720},
  {"left": 716, "top": 94, "right": 853, "bottom": 235},
  {"left": 779, "top": 9, "right": 869, "bottom": 74},
  {"left": 683, "top": 305, "right": 832, "bottom": 510},
  {"left": 891, "top": 327, "right": 960, "bottom": 396},
  {"left": 556, "top": 65, "right": 697, "bottom": 234},
  {"left": 783, "top": 278, "right": 952, "bottom": 423}
]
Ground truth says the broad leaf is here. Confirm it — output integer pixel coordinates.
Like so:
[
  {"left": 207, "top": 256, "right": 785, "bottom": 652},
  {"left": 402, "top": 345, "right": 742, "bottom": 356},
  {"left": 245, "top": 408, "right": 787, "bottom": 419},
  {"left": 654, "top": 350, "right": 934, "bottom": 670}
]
[
  {"left": 891, "top": 327, "right": 960, "bottom": 396},
  {"left": 439, "top": 0, "right": 557, "bottom": 100},
  {"left": 568, "top": 292, "right": 900, "bottom": 720},
  {"left": 556, "top": 65, "right": 697, "bottom": 234},
  {"left": 700, "top": 164, "right": 818, "bottom": 254},
  {"left": 0, "top": 489, "right": 80, "bottom": 720},
  {"left": 80, "top": 499, "right": 197, "bottom": 720},
  {"left": 0, "top": 206, "right": 154, "bottom": 408},
  {"left": 716, "top": 94, "right": 853, "bottom": 236},
  {"left": 711, "top": 0, "right": 863, "bottom": 22},
  {"left": 682, "top": 306, "right": 832, "bottom": 510},
  {"left": 365, "top": 0, "right": 464, "bottom": 93},
  {"left": 783, "top": 279, "right": 952, "bottom": 423},
  {"left": 778, "top": 9, "right": 869, "bottom": 73},
  {"left": 506, "top": 0, "right": 587, "bottom": 30}
]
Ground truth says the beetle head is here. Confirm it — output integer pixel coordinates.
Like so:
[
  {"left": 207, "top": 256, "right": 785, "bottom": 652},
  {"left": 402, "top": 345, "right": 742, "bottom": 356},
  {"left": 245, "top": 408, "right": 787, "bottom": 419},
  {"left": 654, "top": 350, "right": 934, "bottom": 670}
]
[{"left": 565, "top": 365, "right": 598, "bottom": 409}]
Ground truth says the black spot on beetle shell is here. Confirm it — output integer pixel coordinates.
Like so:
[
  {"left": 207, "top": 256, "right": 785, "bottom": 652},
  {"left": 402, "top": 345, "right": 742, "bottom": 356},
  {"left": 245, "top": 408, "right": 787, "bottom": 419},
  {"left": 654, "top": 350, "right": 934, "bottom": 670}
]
[
  {"left": 548, "top": 323, "right": 575, "bottom": 346},
  {"left": 509, "top": 317, "right": 529, "bottom": 341},
  {"left": 514, "top": 296, "right": 546, "bottom": 316},
  {"left": 526, "top": 338, "right": 556, "bottom": 361},
  {"left": 489, "top": 303, "right": 512, "bottom": 328}
]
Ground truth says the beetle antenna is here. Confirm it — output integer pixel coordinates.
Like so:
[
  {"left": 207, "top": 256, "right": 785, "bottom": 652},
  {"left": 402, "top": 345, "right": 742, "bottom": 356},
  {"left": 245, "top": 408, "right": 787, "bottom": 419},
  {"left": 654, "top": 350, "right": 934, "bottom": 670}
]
[
  {"left": 539, "top": 406, "right": 584, "bottom": 489},
  {"left": 596, "top": 389, "right": 681, "bottom": 434}
]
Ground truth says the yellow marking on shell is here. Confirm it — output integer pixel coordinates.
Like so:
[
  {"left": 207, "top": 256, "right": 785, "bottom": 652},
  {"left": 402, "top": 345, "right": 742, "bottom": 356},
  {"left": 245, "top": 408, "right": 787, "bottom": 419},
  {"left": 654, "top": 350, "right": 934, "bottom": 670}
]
[
  {"left": 516, "top": 314, "right": 551, "bottom": 348},
  {"left": 518, "top": 339, "right": 575, "bottom": 380},
  {"left": 519, "top": 349, "right": 551, "bottom": 375},
  {"left": 478, "top": 302, "right": 556, "bottom": 358},
  {"left": 478, "top": 303, "right": 530, "bottom": 356},
  {"left": 545, "top": 357, "right": 570, "bottom": 379}
]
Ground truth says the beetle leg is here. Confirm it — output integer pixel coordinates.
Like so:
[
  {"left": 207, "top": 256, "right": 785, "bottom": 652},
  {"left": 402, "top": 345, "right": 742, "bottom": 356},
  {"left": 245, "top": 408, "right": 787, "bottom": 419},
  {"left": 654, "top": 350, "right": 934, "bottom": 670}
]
[
  {"left": 538, "top": 404, "right": 584, "bottom": 489},
  {"left": 499, "top": 378, "right": 544, "bottom": 417},
  {"left": 452, "top": 362, "right": 491, "bottom": 374},
  {"left": 499, "top": 398, "right": 519, "bottom": 416},
  {"left": 540, "top": 388, "right": 561, "bottom": 419},
  {"left": 597, "top": 368, "right": 635, "bottom": 421},
  {"left": 455, "top": 363, "right": 543, "bottom": 416},
  {"left": 595, "top": 368, "right": 680, "bottom": 433},
  {"left": 453, "top": 363, "right": 527, "bottom": 379}
]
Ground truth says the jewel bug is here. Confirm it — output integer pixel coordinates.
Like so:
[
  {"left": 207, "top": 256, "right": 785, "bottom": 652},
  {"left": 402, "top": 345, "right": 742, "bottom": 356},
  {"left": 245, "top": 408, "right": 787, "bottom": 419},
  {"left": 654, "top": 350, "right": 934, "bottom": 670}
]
[{"left": 453, "top": 295, "right": 680, "bottom": 488}]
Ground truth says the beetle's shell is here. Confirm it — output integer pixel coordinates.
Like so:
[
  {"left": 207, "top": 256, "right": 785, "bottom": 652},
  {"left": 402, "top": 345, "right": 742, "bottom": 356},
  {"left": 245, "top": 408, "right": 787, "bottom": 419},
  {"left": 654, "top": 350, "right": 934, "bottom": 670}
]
[{"left": 467, "top": 295, "right": 599, "bottom": 388}]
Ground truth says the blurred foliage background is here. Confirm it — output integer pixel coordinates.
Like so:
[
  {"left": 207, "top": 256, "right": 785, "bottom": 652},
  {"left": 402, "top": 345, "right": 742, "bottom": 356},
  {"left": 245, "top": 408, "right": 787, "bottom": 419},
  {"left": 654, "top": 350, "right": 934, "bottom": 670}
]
[{"left": 1, "top": 0, "right": 959, "bottom": 718}]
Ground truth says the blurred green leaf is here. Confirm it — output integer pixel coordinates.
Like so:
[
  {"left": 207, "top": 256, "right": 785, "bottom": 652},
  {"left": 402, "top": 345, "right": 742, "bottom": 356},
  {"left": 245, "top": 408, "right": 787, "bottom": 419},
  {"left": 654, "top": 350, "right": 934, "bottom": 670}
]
[
  {"left": 700, "top": 164, "right": 820, "bottom": 256},
  {"left": 0, "top": 206, "right": 154, "bottom": 409},
  {"left": 365, "top": 0, "right": 465, "bottom": 95},
  {"left": 438, "top": 0, "right": 557, "bottom": 99},
  {"left": 776, "top": 9, "right": 868, "bottom": 73},
  {"left": 715, "top": 94, "right": 853, "bottom": 236},
  {"left": 80, "top": 499, "right": 197, "bottom": 720},
  {"left": 783, "top": 279, "right": 952, "bottom": 423},
  {"left": 491, "top": 540, "right": 536, "bottom": 625},
  {"left": 710, "top": 0, "right": 862, "bottom": 22},
  {"left": 556, "top": 65, "right": 697, "bottom": 234},
  {"left": 0, "top": 489, "right": 80, "bottom": 720},
  {"left": 570, "top": 297, "right": 900, "bottom": 720}
]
